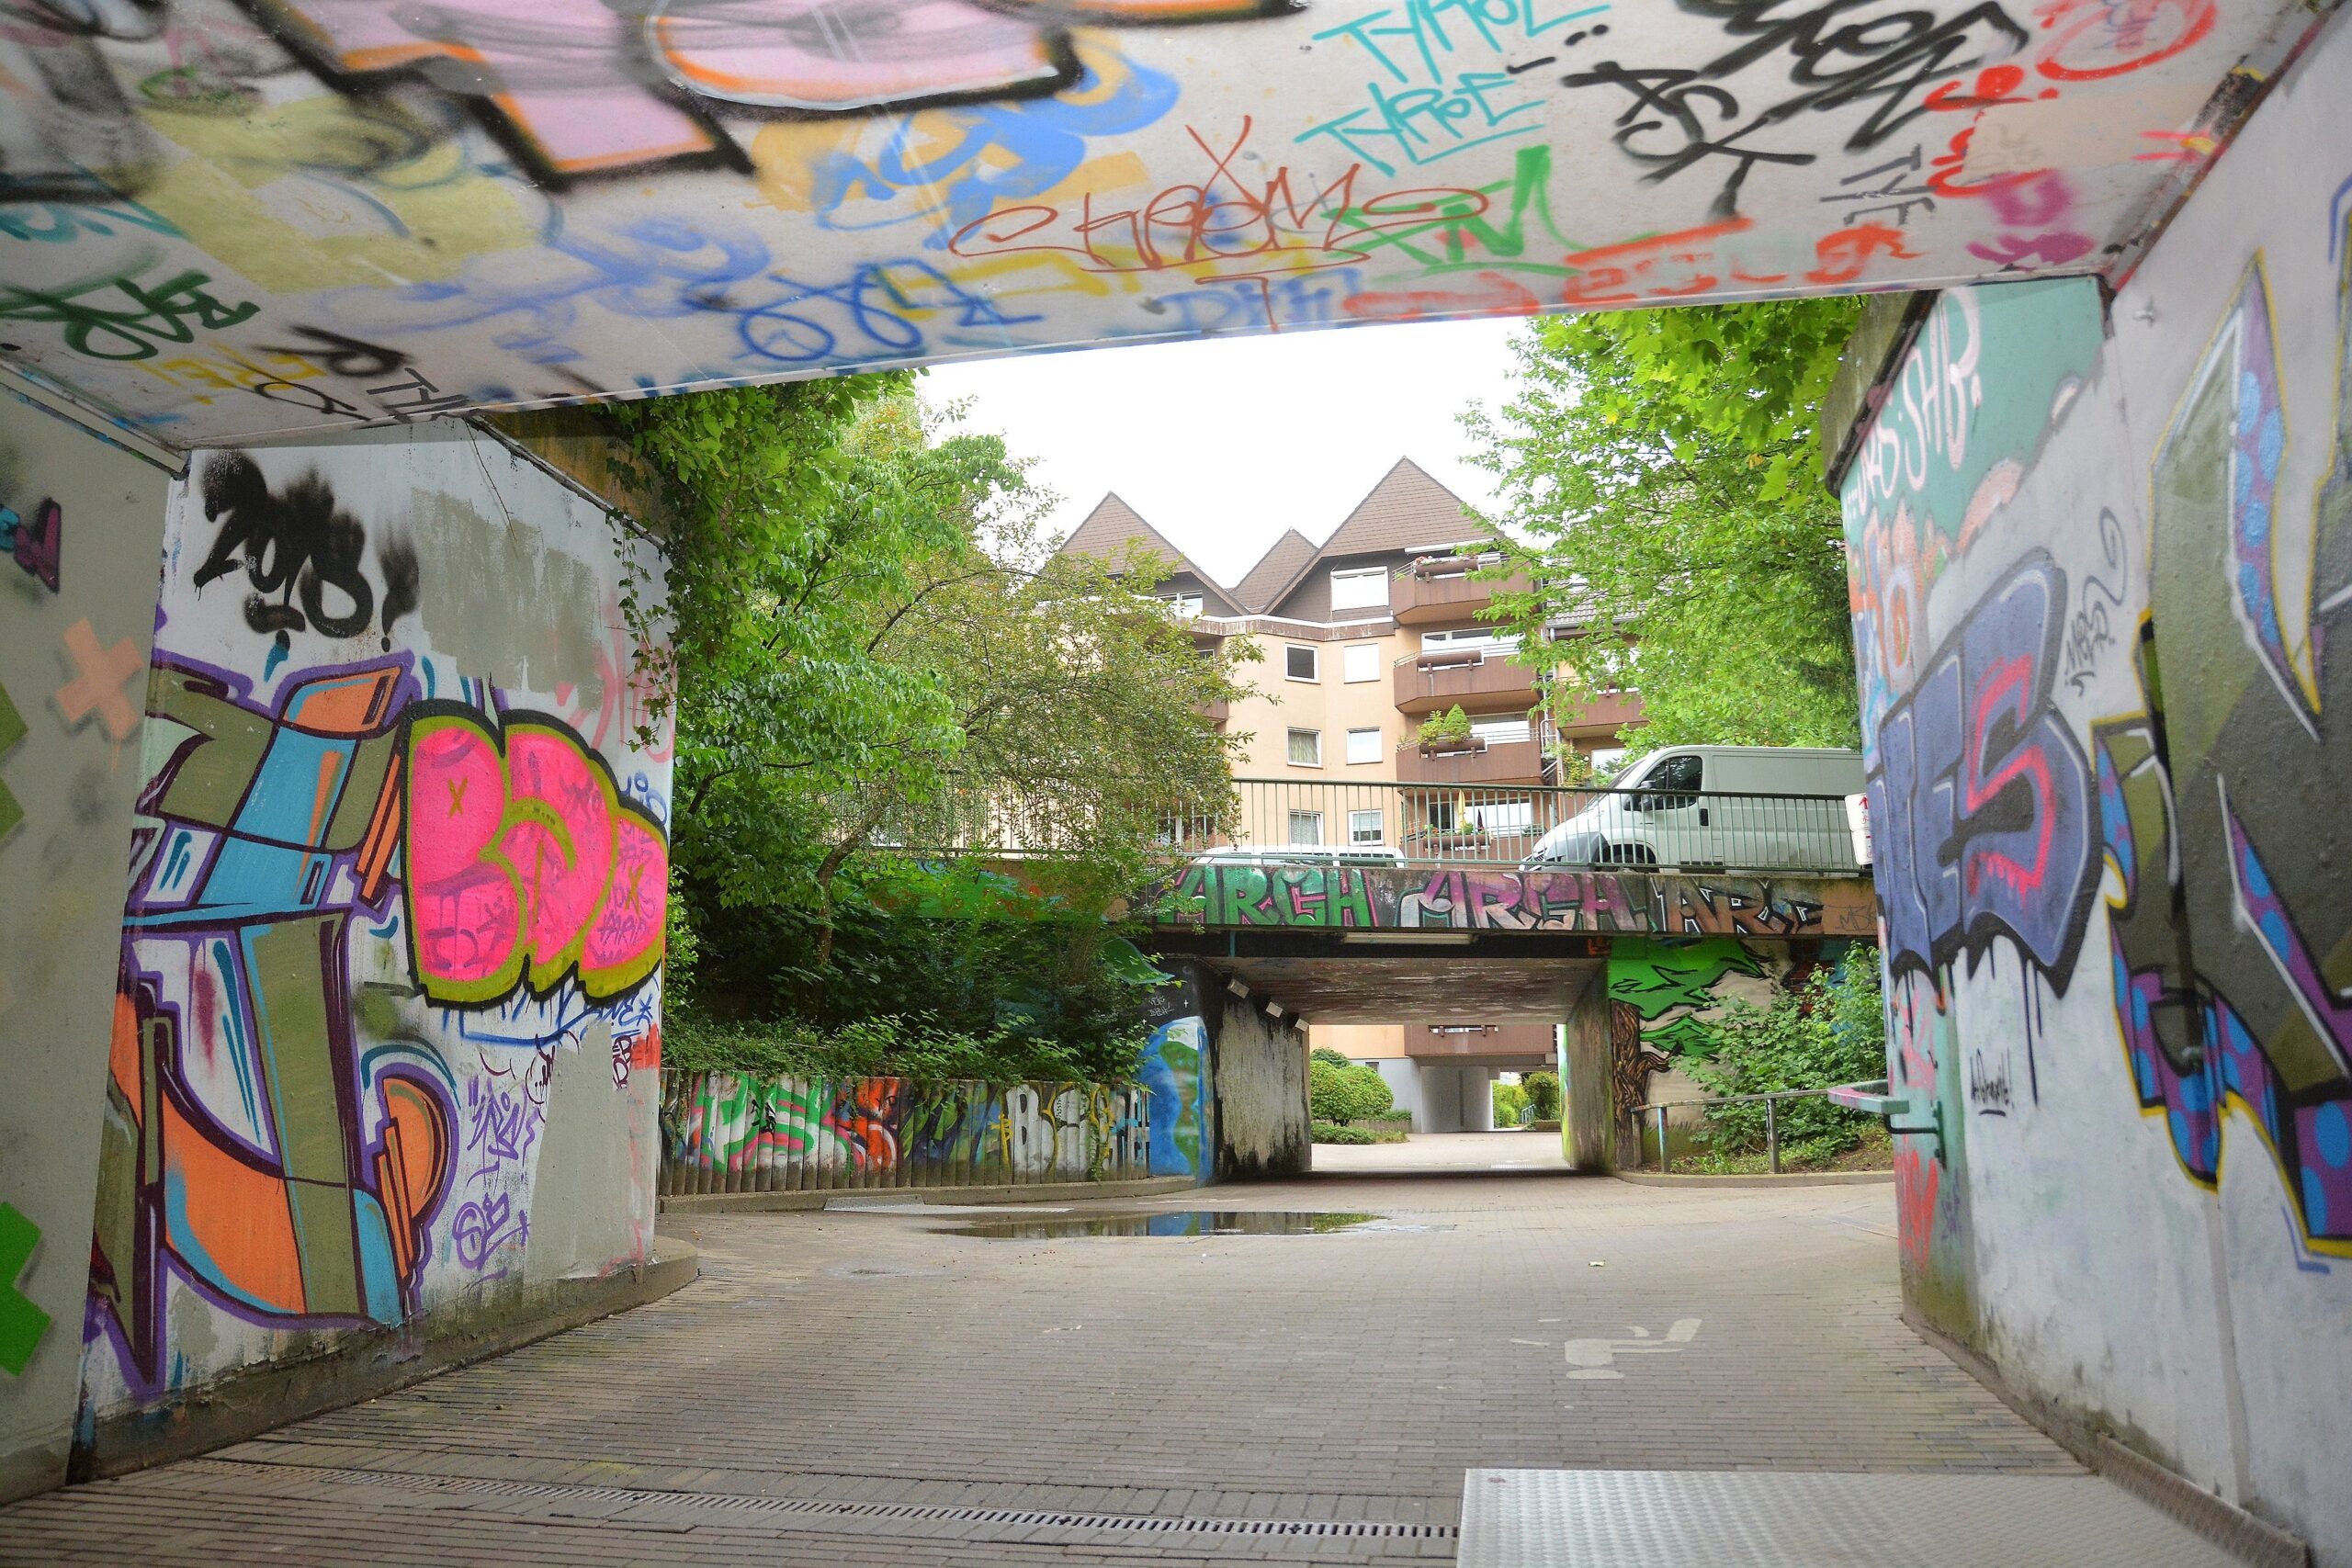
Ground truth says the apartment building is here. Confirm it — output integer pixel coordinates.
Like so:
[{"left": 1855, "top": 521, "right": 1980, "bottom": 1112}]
[{"left": 1057, "top": 459, "right": 1648, "bottom": 1131}]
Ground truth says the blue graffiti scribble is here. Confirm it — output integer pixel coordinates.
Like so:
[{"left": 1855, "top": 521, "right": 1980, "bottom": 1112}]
[
  {"left": 799, "top": 55, "right": 1178, "bottom": 248},
  {"left": 329, "top": 212, "right": 1046, "bottom": 377}
]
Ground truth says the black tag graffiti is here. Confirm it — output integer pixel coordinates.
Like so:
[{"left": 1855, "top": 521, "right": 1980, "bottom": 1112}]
[
  {"left": 195, "top": 452, "right": 375, "bottom": 639},
  {"left": 1557, "top": 0, "right": 2030, "bottom": 219}
]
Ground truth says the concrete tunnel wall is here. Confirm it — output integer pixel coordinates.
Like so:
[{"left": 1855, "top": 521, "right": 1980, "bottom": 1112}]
[
  {"left": 0, "top": 405, "right": 673, "bottom": 1498},
  {"left": 0, "top": 388, "right": 173, "bottom": 1501},
  {"left": 1837, "top": 15, "right": 2352, "bottom": 1558}
]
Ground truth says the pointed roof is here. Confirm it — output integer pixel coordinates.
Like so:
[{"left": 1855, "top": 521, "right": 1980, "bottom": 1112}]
[
  {"left": 1057, "top": 492, "right": 1239, "bottom": 613},
  {"left": 1231, "top": 527, "right": 1317, "bottom": 613},
  {"left": 1059, "top": 491, "right": 1182, "bottom": 563},
  {"left": 1317, "top": 457, "right": 1485, "bottom": 559}
]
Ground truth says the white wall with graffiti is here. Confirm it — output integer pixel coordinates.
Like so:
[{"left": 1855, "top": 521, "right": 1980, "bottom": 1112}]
[
  {"left": 0, "top": 0, "right": 2333, "bottom": 446},
  {"left": 1839, "top": 14, "right": 2352, "bottom": 1552},
  {"left": 74, "top": 421, "right": 673, "bottom": 1450}
]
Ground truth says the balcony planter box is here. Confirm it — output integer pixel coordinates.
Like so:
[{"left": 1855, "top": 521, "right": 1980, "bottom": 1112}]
[{"left": 1416, "top": 739, "right": 1486, "bottom": 758}]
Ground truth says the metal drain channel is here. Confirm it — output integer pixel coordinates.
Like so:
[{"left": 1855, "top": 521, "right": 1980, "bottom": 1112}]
[{"left": 175, "top": 1460, "right": 1453, "bottom": 1540}]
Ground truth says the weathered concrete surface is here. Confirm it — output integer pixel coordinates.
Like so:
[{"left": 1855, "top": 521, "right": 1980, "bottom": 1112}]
[
  {"left": 1208, "top": 988, "right": 1308, "bottom": 1181},
  {"left": 0, "top": 1176, "right": 2101, "bottom": 1565},
  {"left": 0, "top": 390, "right": 171, "bottom": 1502},
  {"left": 74, "top": 1235, "right": 697, "bottom": 1483},
  {"left": 1561, "top": 967, "right": 1611, "bottom": 1172}
]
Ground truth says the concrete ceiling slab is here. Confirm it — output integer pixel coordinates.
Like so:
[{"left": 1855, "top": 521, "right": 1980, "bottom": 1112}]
[
  {"left": 1216, "top": 954, "right": 1599, "bottom": 1023},
  {"left": 0, "top": 2, "right": 2333, "bottom": 447}
]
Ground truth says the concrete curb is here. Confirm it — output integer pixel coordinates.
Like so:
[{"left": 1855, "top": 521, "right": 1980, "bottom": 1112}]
[
  {"left": 1906, "top": 1312, "right": 2310, "bottom": 1568},
  {"left": 74, "top": 1234, "right": 700, "bottom": 1484},
  {"left": 1611, "top": 1169, "right": 1894, "bottom": 1189},
  {"left": 659, "top": 1174, "right": 1203, "bottom": 1214}
]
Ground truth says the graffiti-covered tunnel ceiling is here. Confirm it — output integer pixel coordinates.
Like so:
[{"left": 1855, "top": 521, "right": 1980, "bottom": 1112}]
[{"left": 0, "top": 0, "right": 2333, "bottom": 447}]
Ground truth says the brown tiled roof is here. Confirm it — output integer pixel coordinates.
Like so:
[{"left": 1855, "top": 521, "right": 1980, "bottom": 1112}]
[
  {"left": 1230, "top": 527, "right": 1317, "bottom": 613},
  {"left": 1317, "top": 457, "right": 1486, "bottom": 560},
  {"left": 1056, "top": 493, "right": 1240, "bottom": 613}
]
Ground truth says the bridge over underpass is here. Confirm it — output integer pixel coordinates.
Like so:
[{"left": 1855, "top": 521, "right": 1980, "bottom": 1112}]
[{"left": 5, "top": 3, "right": 2350, "bottom": 1561}]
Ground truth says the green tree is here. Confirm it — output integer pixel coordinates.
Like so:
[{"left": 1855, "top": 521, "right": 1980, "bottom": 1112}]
[
  {"left": 1493, "top": 1079, "right": 1529, "bottom": 1126},
  {"left": 616, "top": 389, "right": 1247, "bottom": 973},
  {"left": 1521, "top": 1069, "right": 1561, "bottom": 1122},
  {"left": 1466, "top": 299, "right": 1866, "bottom": 757}
]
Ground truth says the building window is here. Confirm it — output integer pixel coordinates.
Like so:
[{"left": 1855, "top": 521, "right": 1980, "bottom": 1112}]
[
  {"left": 1424, "top": 797, "right": 1457, "bottom": 834},
  {"left": 1330, "top": 566, "right": 1390, "bottom": 611},
  {"left": 1348, "top": 808, "right": 1385, "bottom": 844},
  {"left": 1164, "top": 592, "right": 1203, "bottom": 618},
  {"left": 1342, "top": 643, "right": 1378, "bottom": 683},
  {"left": 1345, "top": 728, "right": 1381, "bottom": 765},
  {"left": 1284, "top": 644, "right": 1318, "bottom": 682},
  {"left": 1288, "top": 809, "right": 1325, "bottom": 845},
  {"left": 1287, "top": 728, "right": 1322, "bottom": 767},
  {"left": 1590, "top": 747, "right": 1628, "bottom": 779}
]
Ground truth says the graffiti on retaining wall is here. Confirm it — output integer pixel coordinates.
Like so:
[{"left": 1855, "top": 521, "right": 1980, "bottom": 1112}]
[
  {"left": 0, "top": 0, "right": 2303, "bottom": 439},
  {"left": 0, "top": 1202, "right": 51, "bottom": 1376},
  {"left": 1139, "top": 1016, "right": 1209, "bottom": 1179},
  {"left": 1603, "top": 936, "right": 1849, "bottom": 1119},
  {"left": 2086, "top": 247, "right": 2352, "bottom": 1255},
  {"left": 1868, "top": 551, "right": 2102, "bottom": 992},
  {"left": 1156, "top": 864, "right": 1835, "bottom": 937},
  {"left": 77, "top": 434, "right": 671, "bottom": 1422},
  {"left": 92, "top": 653, "right": 669, "bottom": 1388},
  {"left": 659, "top": 1071, "right": 1149, "bottom": 1193}
]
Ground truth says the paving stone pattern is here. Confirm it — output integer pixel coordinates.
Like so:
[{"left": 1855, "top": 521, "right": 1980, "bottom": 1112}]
[{"left": 0, "top": 1173, "right": 2075, "bottom": 1564}]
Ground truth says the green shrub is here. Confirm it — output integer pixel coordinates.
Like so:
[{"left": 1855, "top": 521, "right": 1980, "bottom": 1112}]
[
  {"left": 1309, "top": 1045, "right": 1354, "bottom": 1069},
  {"left": 1313, "top": 1121, "right": 1374, "bottom": 1145},
  {"left": 1686, "top": 949, "right": 1887, "bottom": 1161},
  {"left": 1493, "top": 1081, "right": 1529, "bottom": 1125},
  {"left": 1522, "top": 1070, "right": 1562, "bottom": 1121},
  {"left": 1308, "top": 1060, "right": 1395, "bottom": 1123},
  {"left": 662, "top": 1010, "right": 1133, "bottom": 1085}
]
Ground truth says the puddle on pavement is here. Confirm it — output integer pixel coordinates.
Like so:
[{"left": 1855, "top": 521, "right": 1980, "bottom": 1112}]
[{"left": 944, "top": 1209, "right": 1385, "bottom": 1239}]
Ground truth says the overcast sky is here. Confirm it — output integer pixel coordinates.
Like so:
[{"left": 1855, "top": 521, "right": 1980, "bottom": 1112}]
[{"left": 922, "top": 317, "right": 1526, "bottom": 589}]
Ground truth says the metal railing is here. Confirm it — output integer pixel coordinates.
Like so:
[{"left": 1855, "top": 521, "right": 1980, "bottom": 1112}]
[
  {"left": 1637, "top": 1081, "right": 1884, "bottom": 1175},
  {"left": 1209, "top": 779, "right": 1862, "bottom": 874},
  {"left": 850, "top": 778, "right": 1862, "bottom": 876}
]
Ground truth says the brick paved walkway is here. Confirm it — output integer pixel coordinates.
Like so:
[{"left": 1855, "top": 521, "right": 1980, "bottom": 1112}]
[{"left": 0, "top": 1173, "right": 2076, "bottom": 1565}]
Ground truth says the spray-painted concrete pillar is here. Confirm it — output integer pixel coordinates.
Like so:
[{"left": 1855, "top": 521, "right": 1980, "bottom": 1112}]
[
  {"left": 1207, "top": 985, "right": 1308, "bottom": 1181},
  {"left": 1560, "top": 968, "right": 1613, "bottom": 1171}
]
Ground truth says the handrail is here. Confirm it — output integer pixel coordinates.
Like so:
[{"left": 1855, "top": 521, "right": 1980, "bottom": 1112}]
[{"left": 1635, "top": 1079, "right": 1883, "bottom": 1176}]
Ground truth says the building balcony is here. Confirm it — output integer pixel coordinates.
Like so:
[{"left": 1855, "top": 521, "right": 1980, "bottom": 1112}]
[
  {"left": 1392, "top": 557, "right": 1529, "bottom": 626},
  {"left": 1393, "top": 648, "right": 1540, "bottom": 716},
  {"left": 1407, "top": 1023, "right": 1557, "bottom": 1061},
  {"left": 1198, "top": 695, "right": 1230, "bottom": 725},
  {"left": 1554, "top": 687, "right": 1645, "bottom": 735},
  {"left": 1395, "top": 735, "right": 1551, "bottom": 786}
]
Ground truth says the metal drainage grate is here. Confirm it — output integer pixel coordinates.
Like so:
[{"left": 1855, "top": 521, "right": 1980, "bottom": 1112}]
[
  {"left": 1458, "top": 1469, "right": 2248, "bottom": 1567},
  {"left": 174, "top": 1460, "right": 1452, "bottom": 1540}
]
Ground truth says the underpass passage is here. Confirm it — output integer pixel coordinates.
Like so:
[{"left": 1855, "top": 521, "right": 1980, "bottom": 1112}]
[
  {"left": 0, "top": 1175, "right": 2192, "bottom": 1568},
  {"left": 0, "top": 5, "right": 2331, "bottom": 444}
]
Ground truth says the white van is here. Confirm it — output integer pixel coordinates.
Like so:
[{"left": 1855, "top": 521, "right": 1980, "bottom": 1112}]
[{"left": 1521, "top": 746, "right": 1864, "bottom": 873}]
